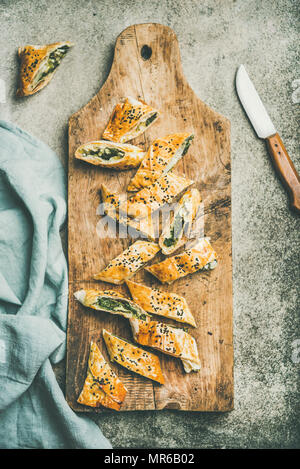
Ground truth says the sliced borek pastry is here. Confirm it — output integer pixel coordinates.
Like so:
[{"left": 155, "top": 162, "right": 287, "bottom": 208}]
[
  {"left": 100, "top": 183, "right": 124, "bottom": 210},
  {"left": 119, "top": 172, "right": 194, "bottom": 220},
  {"left": 126, "top": 280, "right": 196, "bottom": 327},
  {"left": 16, "top": 41, "right": 73, "bottom": 96},
  {"left": 102, "top": 97, "right": 159, "bottom": 143},
  {"left": 100, "top": 184, "right": 156, "bottom": 241},
  {"left": 102, "top": 329, "right": 164, "bottom": 384},
  {"left": 75, "top": 140, "right": 145, "bottom": 170},
  {"left": 146, "top": 237, "right": 217, "bottom": 284},
  {"left": 159, "top": 188, "right": 201, "bottom": 255},
  {"left": 129, "top": 318, "right": 201, "bottom": 373},
  {"left": 127, "top": 133, "right": 194, "bottom": 191},
  {"left": 74, "top": 288, "right": 151, "bottom": 322},
  {"left": 77, "top": 341, "right": 127, "bottom": 410},
  {"left": 94, "top": 240, "right": 160, "bottom": 284}
]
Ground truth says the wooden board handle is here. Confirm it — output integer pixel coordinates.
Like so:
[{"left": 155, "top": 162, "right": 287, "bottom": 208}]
[
  {"left": 105, "top": 24, "right": 185, "bottom": 95},
  {"left": 266, "top": 133, "right": 300, "bottom": 213}
]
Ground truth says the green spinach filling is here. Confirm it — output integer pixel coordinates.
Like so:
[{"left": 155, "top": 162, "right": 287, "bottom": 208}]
[
  {"left": 135, "top": 113, "right": 158, "bottom": 134},
  {"left": 181, "top": 135, "right": 194, "bottom": 156},
  {"left": 34, "top": 45, "right": 70, "bottom": 85},
  {"left": 163, "top": 212, "right": 185, "bottom": 247},
  {"left": 81, "top": 147, "right": 125, "bottom": 161},
  {"left": 95, "top": 297, "right": 148, "bottom": 320},
  {"left": 145, "top": 112, "right": 158, "bottom": 127}
]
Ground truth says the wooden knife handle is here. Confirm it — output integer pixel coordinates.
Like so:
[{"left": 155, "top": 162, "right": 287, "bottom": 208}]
[{"left": 266, "top": 133, "right": 300, "bottom": 213}]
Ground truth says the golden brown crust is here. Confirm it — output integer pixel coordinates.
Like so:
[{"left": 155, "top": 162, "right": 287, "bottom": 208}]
[
  {"left": 77, "top": 373, "right": 120, "bottom": 410},
  {"left": 102, "top": 329, "right": 164, "bottom": 384},
  {"left": 94, "top": 240, "right": 160, "bottom": 284},
  {"left": 126, "top": 280, "right": 196, "bottom": 327},
  {"left": 77, "top": 341, "right": 127, "bottom": 410},
  {"left": 119, "top": 172, "right": 194, "bottom": 219},
  {"left": 16, "top": 41, "right": 72, "bottom": 97},
  {"left": 102, "top": 97, "right": 159, "bottom": 143},
  {"left": 130, "top": 318, "right": 201, "bottom": 372},
  {"left": 146, "top": 237, "right": 217, "bottom": 284},
  {"left": 100, "top": 184, "right": 157, "bottom": 240},
  {"left": 100, "top": 183, "right": 124, "bottom": 209},
  {"left": 159, "top": 188, "right": 201, "bottom": 255},
  {"left": 75, "top": 141, "right": 145, "bottom": 170},
  {"left": 128, "top": 133, "right": 193, "bottom": 191}
]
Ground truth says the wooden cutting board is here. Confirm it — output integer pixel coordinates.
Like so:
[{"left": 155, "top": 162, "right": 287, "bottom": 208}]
[{"left": 66, "top": 23, "right": 233, "bottom": 412}]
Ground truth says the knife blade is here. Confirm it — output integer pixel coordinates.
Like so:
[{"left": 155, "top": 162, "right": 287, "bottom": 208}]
[{"left": 236, "top": 64, "right": 300, "bottom": 213}]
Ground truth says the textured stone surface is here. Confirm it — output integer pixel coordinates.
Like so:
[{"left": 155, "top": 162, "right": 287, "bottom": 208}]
[{"left": 0, "top": 0, "right": 299, "bottom": 449}]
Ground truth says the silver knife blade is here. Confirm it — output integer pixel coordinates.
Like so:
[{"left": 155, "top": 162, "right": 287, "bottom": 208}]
[{"left": 236, "top": 65, "right": 276, "bottom": 139}]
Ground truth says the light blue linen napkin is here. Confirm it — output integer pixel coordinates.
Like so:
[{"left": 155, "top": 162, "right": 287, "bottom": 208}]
[{"left": 0, "top": 120, "right": 112, "bottom": 449}]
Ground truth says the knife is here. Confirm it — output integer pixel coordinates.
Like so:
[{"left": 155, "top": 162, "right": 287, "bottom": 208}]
[{"left": 236, "top": 64, "right": 300, "bottom": 213}]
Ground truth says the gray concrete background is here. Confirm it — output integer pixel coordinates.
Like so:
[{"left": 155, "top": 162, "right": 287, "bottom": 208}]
[{"left": 0, "top": 0, "right": 299, "bottom": 449}]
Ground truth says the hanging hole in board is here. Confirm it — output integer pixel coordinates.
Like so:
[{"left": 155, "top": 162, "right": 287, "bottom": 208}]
[{"left": 141, "top": 45, "right": 152, "bottom": 60}]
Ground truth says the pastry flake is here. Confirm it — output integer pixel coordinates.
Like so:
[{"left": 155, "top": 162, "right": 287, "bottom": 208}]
[
  {"left": 130, "top": 318, "right": 201, "bottom": 373},
  {"left": 128, "top": 133, "right": 194, "bottom": 191},
  {"left": 16, "top": 41, "right": 73, "bottom": 97},
  {"left": 77, "top": 341, "right": 127, "bottom": 410},
  {"left": 75, "top": 140, "right": 145, "bottom": 170},
  {"left": 159, "top": 188, "right": 201, "bottom": 255},
  {"left": 94, "top": 240, "right": 160, "bottom": 284},
  {"left": 119, "top": 172, "right": 194, "bottom": 220},
  {"left": 102, "top": 329, "right": 164, "bottom": 384},
  {"left": 74, "top": 288, "right": 151, "bottom": 322},
  {"left": 102, "top": 97, "right": 159, "bottom": 143},
  {"left": 126, "top": 280, "right": 196, "bottom": 327},
  {"left": 100, "top": 184, "right": 157, "bottom": 241},
  {"left": 146, "top": 237, "right": 217, "bottom": 284}
]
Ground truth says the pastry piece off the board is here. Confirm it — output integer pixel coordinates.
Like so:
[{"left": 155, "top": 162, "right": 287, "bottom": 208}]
[
  {"left": 74, "top": 288, "right": 150, "bottom": 322},
  {"left": 75, "top": 140, "right": 145, "bottom": 170},
  {"left": 119, "top": 172, "right": 194, "bottom": 220},
  {"left": 129, "top": 318, "right": 201, "bottom": 373},
  {"left": 102, "top": 97, "right": 159, "bottom": 143},
  {"left": 126, "top": 280, "right": 196, "bottom": 327},
  {"left": 146, "top": 237, "right": 217, "bottom": 284},
  {"left": 77, "top": 341, "right": 127, "bottom": 411},
  {"left": 128, "top": 133, "right": 194, "bottom": 191},
  {"left": 100, "top": 184, "right": 156, "bottom": 241},
  {"left": 159, "top": 188, "right": 202, "bottom": 255},
  {"left": 94, "top": 240, "right": 160, "bottom": 284},
  {"left": 16, "top": 41, "right": 73, "bottom": 96},
  {"left": 102, "top": 329, "right": 164, "bottom": 384}
]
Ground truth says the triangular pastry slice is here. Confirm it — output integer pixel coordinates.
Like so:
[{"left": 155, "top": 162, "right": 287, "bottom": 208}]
[
  {"left": 16, "top": 41, "right": 73, "bottom": 96},
  {"left": 119, "top": 172, "right": 194, "bottom": 220},
  {"left": 126, "top": 280, "right": 196, "bottom": 327},
  {"left": 94, "top": 240, "right": 160, "bottom": 284},
  {"left": 102, "top": 329, "right": 164, "bottom": 384},
  {"left": 100, "top": 184, "right": 157, "bottom": 241},
  {"left": 77, "top": 341, "right": 127, "bottom": 410},
  {"left": 146, "top": 237, "right": 217, "bottom": 284},
  {"left": 102, "top": 97, "right": 159, "bottom": 143},
  {"left": 128, "top": 133, "right": 194, "bottom": 191},
  {"left": 129, "top": 318, "right": 201, "bottom": 373}
]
